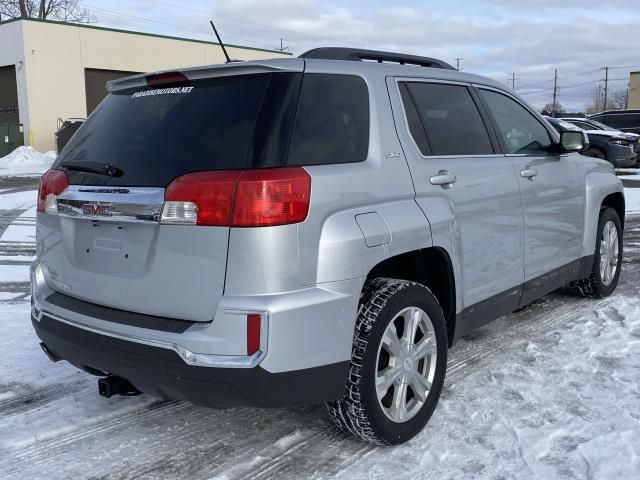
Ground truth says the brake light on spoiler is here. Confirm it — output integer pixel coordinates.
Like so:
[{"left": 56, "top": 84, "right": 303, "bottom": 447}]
[{"left": 161, "top": 167, "right": 311, "bottom": 227}]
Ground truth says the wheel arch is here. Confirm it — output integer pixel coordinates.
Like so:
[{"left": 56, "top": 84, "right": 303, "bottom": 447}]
[
  {"left": 601, "top": 191, "right": 625, "bottom": 230},
  {"left": 365, "top": 247, "right": 457, "bottom": 346}
]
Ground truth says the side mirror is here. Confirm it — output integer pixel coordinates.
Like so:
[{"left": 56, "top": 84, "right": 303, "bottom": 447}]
[{"left": 559, "top": 130, "right": 587, "bottom": 153}]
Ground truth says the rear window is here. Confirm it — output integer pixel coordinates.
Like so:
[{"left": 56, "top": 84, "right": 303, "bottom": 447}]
[
  {"left": 57, "top": 73, "right": 300, "bottom": 186},
  {"left": 288, "top": 74, "right": 369, "bottom": 166},
  {"left": 57, "top": 72, "right": 369, "bottom": 186}
]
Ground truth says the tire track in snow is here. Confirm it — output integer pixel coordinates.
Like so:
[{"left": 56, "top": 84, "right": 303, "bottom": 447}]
[{"left": 1, "top": 401, "right": 190, "bottom": 477}]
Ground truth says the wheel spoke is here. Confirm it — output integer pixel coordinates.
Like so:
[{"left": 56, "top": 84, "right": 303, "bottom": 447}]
[
  {"left": 390, "top": 379, "right": 408, "bottom": 421},
  {"left": 410, "top": 371, "right": 431, "bottom": 402},
  {"left": 414, "top": 335, "right": 437, "bottom": 360},
  {"left": 609, "top": 226, "right": 617, "bottom": 250},
  {"left": 403, "top": 308, "right": 422, "bottom": 344},
  {"left": 382, "top": 324, "right": 403, "bottom": 357},
  {"left": 376, "top": 366, "right": 404, "bottom": 398}
]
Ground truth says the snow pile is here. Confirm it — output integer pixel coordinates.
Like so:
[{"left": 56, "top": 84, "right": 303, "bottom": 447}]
[{"left": 0, "top": 146, "right": 55, "bottom": 177}]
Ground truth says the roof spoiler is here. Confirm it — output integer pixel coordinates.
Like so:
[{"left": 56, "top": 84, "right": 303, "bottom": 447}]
[
  {"left": 300, "top": 47, "right": 455, "bottom": 70},
  {"left": 106, "top": 59, "right": 305, "bottom": 92}
]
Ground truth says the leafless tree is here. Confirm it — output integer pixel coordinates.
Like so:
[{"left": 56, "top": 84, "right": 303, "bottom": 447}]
[
  {"left": 0, "top": 0, "right": 95, "bottom": 23},
  {"left": 587, "top": 86, "right": 628, "bottom": 113},
  {"left": 540, "top": 102, "right": 565, "bottom": 116},
  {"left": 608, "top": 89, "right": 628, "bottom": 111},
  {"left": 586, "top": 85, "right": 604, "bottom": 114}
]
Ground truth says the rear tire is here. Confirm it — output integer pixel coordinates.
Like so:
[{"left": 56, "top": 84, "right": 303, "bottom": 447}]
[
  {"left": 569, "top": 207, "right": 622, "bottom": 298},
  {"left": 326, "top": 278, "right": 448, "bottom": 445}
]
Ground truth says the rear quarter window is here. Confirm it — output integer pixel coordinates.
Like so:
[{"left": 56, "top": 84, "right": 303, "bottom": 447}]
[{"left": 287, "top": 74, "right": 369, "bottom": 166}]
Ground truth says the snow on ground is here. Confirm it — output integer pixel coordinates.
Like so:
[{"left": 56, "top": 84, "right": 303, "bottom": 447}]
[
  {"left": 1, "top": 179, "right": 640, "bottom": 479},
  {"left": 625, "top": 187, "right": 640, "bottom": 213},
  {"left": 0, "top": 146, "right": 55, "bottom": 177}
]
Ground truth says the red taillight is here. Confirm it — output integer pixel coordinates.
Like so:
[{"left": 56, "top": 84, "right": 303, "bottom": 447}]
[
  {"left": 163, "top": 171, "right": 242, "bottom": 226},
  {"left": 37, "top": 169, "right": 69, "bottom": 213},
  {"left": 146, "top": 71, "right": 190, "bottom": 87},
  {"left": 232, "top": 168, "right": 311, "bottom": 227},
  {"left": 162, "top": 167, "right": 311, "bottom": 227},
  {"left": 247, "top": 314, "right": 261, "bottom": 356}
]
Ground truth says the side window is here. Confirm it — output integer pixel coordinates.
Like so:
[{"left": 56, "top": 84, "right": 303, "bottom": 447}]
[
  {"left": 480, "top": 89, "right": 552, "bottom": 155},
  {"left": 399, "top": 83, "right": 431, "bottom": 155},
  {"left": 401, "top": 82, "right": 494, "bottom": 156},
  {"left": 607, "top": 114, "right": 639, "bottom": 129},
  {"left": 571, "top": 121, "right": 593, "bottom": 130},
  {"left": 605, "top": 115, "right": 625, "bottom": 128},
  {"left": 288, "top": 74, "right": 369, "bottom": 166}
]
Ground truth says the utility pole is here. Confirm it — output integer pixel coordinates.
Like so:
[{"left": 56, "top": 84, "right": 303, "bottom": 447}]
[
  {"left": 454, "top": 58, "right": 462, "bottom": 71},
  {"left": 277, "top": 38, "right": 289, "bottom": 53},
  {"left": 509, "top": 73, "right": 518, "bottom": 91},
  {"left": 603, "top": 66, "right": 609, "bottom": 111},
  {"left": 551, "top": 68, "right": 558, "bottom": 116}
]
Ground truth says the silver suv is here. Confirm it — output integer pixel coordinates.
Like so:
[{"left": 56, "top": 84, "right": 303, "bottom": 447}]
[{"left": 31, "top": 48, "right": 624, "bottom": 445}]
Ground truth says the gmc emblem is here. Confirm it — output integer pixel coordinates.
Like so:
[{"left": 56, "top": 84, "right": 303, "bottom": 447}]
[{"left": 82, "top": 204, "right": 112, "bottom": 216}]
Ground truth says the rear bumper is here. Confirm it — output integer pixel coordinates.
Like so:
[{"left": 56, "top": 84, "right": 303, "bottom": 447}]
[
  {"left": 32, "top": 313, "right": 348, "bottom": 407},
  {"left": 30, "top": 262, "right": 361, "bottom": 407}
]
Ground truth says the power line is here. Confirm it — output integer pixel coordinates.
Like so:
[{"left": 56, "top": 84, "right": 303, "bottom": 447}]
[{"left": 85, "top": 4, "right": 277, "bottom": 49}]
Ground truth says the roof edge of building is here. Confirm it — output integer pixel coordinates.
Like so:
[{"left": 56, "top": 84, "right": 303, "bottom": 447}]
[{"left": 0, "top": 17, "right": 292, "bottom": 56}]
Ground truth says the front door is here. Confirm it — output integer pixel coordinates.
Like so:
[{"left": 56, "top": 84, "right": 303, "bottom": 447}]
[{"left": 477, "top": 88, "right": 584, "bottom": 303}]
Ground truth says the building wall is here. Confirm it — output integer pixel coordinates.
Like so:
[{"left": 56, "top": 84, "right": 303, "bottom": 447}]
[
  {"left": 2, "top": 19, "right": 289, "bottom": 152},
  {"left": 0, "top": 20, "right": 29, "bottom": 135},
  {"left": 629, "top": 72, "right": 640, "bottom": 109}
]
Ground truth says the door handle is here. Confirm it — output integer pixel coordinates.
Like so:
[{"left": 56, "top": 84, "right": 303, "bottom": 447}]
[
  {"left": 520, "top": 167, "right": 538, "bottom": 180},
  {"left": 429, "top": 170, "right": 457, "bottom": 189}
]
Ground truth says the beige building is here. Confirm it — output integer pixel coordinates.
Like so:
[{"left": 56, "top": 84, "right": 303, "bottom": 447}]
[
  {"left": 0, "top": 18, "right": 290, "bottom": 152},
  {"left": 629, "top": 71, "right": 640, "bottom": 109}
]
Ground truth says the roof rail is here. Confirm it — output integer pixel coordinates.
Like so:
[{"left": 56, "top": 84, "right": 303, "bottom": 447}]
[{"left": 299, "top": 47, "right": 455, "bottom": 70}]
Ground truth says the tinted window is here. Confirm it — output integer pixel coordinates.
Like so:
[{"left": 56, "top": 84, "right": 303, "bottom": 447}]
[
  {"left": 57, "top": 73, "right": 301, "bottom": 187},
  {"left": 605, "top": 113, "right": 640, "bottom": 129},
  {"left": 399, "top": 83, "right": 430, "bottom": 155},
  {"left": 288, "top": 74, "right": 369, "bottom": 166},
  {"left": 480, "top": 90, "right": 551, "bottom": 154},
  {"left": 568, "top": 120, "right": 593, "bottom": 130},
  {"left": 402, "top": 83, "right": 493, "bottom": 156}
]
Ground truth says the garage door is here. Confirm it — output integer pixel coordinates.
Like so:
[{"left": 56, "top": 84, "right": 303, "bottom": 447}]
[
  {"left": 0, "top": 65, "right": 19, "bottom": 124},
  {"left": 85, "top": 68, "right": 140, "bottom": 114}
]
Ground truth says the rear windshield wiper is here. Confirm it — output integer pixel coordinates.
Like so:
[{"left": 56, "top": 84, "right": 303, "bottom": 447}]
[{"left": 61, "top": 161, "right": 124, "bottom": 178}]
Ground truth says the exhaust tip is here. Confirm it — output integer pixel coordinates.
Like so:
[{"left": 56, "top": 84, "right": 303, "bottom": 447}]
[
  {"left": 39, "top": 342, "right": 61, "bottom": 363},
  {"left": 98, "top": 375, "right": 142, "bottom": 398}
]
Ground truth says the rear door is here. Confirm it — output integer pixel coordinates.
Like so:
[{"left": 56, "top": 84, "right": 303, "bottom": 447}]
[
  {"left": 39, "top": 68, "right": 303, "bottom": 321},
  {"left": 477, "top": 88, "right": 584, "bottom": 303},
  {"left": 389, "top": 78, "right": 524, "bottom": 320}
]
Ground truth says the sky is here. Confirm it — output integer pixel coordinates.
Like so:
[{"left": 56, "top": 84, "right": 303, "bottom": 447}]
[{"left": 83, "top": 0, "right": 640, "bottom": 112}]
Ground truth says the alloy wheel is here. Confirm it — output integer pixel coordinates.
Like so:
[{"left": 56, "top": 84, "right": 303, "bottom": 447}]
[{"left": 375, "top": 306, "right": 438, "bottom": 423}]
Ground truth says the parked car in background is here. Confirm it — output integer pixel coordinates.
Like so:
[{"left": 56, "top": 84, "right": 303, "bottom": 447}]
[
  {"left": 589, "top": 109, "right": 640, "bottom": 135},
  {"left": 545, "top": 116, "right": 637, "bottom": 167},
  {"left": 561, "top": 117, "right": 640, "bottom": 165}
]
